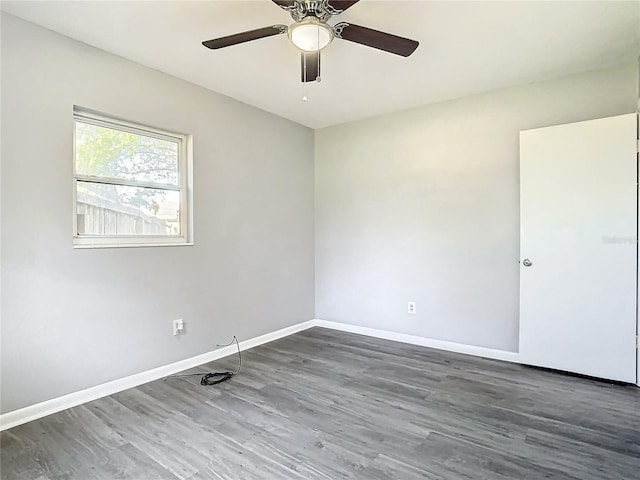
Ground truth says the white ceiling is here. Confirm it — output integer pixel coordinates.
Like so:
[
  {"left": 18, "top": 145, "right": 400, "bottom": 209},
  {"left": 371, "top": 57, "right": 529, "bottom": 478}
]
[{"left": 2, "top": 1, "right": 639, "bottom": 129}]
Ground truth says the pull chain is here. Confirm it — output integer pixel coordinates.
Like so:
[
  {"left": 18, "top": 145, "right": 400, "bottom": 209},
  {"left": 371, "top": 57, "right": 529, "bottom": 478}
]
[
  {"left": 302, "top": 52, "right": 308, "bottom": 101},
  {"left": 316, "top": 24, "right": 321, "bottom": 82}
]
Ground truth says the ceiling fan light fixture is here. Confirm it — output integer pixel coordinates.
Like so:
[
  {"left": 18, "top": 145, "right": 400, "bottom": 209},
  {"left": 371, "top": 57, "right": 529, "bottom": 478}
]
[{"left": 288, "top": 17, "right": 334, "bottom": 52}]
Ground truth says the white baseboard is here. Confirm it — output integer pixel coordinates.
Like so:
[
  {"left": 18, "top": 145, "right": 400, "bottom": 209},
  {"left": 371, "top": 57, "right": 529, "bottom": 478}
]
[
  {"left": 314, "top": 319, "right": 520, "bottom": 364},
  {"left": 1, "top": 318, "right": 520, "bottom": 431},
  {"left": 0, "top": 320, "right": 316, "bottom": 432}
]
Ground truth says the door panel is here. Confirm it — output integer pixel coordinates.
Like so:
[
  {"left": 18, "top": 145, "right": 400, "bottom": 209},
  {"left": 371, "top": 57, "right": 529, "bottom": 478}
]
[{"left": 519, "top": 114, "right": 637, "bottom": 383}]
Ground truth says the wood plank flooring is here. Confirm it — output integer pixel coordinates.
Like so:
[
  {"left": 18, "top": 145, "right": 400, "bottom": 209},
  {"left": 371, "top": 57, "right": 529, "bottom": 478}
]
[{"left": 2, "top": 327, "right": 639, "bottom": 479}]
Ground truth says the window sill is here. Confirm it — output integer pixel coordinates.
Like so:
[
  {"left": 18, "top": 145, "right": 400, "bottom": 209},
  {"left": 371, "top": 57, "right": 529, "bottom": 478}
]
[{"left": 73, "top": 242, "right": 194, "bottom": 249}]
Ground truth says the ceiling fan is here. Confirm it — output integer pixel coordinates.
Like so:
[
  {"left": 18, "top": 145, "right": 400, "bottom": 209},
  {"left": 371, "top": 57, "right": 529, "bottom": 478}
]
[{"left": 202, "top": 0, "right": 419, "bottom": 83}]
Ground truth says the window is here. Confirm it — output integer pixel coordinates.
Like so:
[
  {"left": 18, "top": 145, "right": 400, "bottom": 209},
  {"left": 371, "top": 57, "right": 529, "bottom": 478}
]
[{"left": 73, "top": 108, "right": 192, "bottom": 247}]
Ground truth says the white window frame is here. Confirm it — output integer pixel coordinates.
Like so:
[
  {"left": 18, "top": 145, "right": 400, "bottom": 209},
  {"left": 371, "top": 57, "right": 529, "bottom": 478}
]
[{"left": 72, "top": 108, "right": 193, "bottom": 248}]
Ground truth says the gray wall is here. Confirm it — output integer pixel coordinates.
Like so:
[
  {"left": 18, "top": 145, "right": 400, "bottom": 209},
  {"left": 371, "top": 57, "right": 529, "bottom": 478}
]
[
  {"left": 315, "top": 63, "right": 638, "bottom": 353},
  {"left": 1, "top": 14, "right": 315, "bottom": 414}
]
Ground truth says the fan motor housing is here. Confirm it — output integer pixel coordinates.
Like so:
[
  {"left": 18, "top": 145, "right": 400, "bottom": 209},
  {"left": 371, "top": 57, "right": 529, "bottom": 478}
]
[{"left": 286, "top": 0, "right": 338, "bottom": 22}]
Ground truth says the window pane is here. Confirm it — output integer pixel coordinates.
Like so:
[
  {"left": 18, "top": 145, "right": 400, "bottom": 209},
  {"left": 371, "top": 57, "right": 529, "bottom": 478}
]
[
  {"left": 75, "top": 121, "right": 179, "bottom": 186},
  {"left": 76, "top": 181, "right": 180, "bottom": 236}
]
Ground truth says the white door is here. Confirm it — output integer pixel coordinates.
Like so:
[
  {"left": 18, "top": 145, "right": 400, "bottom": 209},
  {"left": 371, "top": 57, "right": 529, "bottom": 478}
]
[{"left": 519, "top": 114, "right": 637, "bottom": 383}]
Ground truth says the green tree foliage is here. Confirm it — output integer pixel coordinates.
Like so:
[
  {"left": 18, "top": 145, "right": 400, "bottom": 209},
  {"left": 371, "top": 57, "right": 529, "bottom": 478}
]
[{"left": 75, "top": 122, "right": 178, "bottom": 214}]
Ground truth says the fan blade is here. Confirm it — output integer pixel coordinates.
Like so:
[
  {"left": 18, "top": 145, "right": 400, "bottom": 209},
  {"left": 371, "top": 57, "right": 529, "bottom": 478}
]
[
  {"left": 301, "top": 51, "right": 320, "bottom": 83},
  {"left": 327, "top": 1, "right": 360, "bottom": 12},
  {"left": 272, "top": 0, "right": 296, "bottom": 9},
  {"left": 334, "top": 23, "right": 418, "bottom": 57},
  {"left": 202, "top": 25, "right": 287, "bottom": 50}
]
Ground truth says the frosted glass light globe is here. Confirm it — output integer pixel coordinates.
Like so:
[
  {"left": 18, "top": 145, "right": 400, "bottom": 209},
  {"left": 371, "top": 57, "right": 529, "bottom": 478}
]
[{"left": 289, "top": 18, "right": 334, "bottom": 52}]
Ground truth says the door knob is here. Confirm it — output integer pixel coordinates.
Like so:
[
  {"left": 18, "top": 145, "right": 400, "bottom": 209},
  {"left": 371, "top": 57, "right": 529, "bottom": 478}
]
[{"left": 522, "top": 259, "right": 533, "bottom": 267}]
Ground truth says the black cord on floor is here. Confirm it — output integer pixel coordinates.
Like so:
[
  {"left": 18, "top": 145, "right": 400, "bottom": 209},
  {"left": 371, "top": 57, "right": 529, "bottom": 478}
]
[
  {"left": 200, "top": 371, "right": 233, "bottom": 385},
  {"left": 163, "top": 336, "right": 241, "bottom": 386}
]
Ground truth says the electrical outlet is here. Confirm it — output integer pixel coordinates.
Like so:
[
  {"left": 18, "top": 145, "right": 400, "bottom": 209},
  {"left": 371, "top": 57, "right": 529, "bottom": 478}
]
[
  {"left": 173, "top": 319, "right": 185, "bottom": 336},
  {"left": 407, "top": 302, "right": 416, "bottom": 314}
]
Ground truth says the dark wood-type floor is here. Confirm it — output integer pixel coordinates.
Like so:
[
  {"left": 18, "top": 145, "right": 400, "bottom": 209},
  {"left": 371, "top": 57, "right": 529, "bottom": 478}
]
[{"left": 2, "top": 327, "right": 639, "bottom": 479}]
